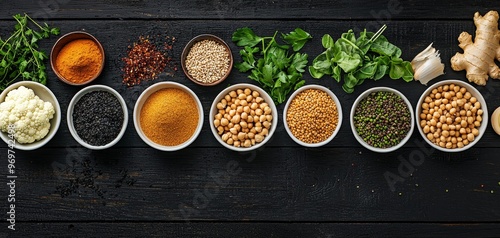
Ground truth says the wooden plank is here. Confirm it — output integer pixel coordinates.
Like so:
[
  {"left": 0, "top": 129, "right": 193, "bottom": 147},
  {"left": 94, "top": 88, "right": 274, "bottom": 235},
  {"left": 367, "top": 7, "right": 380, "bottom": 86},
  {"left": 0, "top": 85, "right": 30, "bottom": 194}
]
[
  {"left": 1, "top": 20, "right": 499, "bottom": 149},
  {"left": 7, "top": 222, "right": 500, "bottom": 237},
  {"left": 0, "top": 0, "right": 498, "bottom": 20},
  {"left": 6, "top": 147, "right": 500, "bottom": 222}
]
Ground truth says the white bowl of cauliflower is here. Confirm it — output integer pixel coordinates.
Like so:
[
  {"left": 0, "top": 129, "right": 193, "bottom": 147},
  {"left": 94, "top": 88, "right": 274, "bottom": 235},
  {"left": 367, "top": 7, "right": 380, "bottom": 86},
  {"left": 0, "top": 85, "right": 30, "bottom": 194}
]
[{"left": 0, "top": 81, "right": 61, "bottom": 150}]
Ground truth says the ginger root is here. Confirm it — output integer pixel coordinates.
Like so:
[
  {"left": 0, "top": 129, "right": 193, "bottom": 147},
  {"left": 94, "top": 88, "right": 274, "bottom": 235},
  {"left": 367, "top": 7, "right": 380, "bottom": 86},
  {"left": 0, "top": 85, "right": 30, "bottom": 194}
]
[{"left": 450, "top": 10, "right": 500, "bottom": 86}]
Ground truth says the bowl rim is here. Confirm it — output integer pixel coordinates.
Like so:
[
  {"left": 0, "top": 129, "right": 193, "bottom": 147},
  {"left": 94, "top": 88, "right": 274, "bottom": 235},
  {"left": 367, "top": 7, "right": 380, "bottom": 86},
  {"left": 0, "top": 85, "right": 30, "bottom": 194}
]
[
  {"left": 282, "top": 84, "right": 343, "bottom": 147},
  {"left": 350, "top": 86, "right": 415, "bottom": 153},
  {"left": 415, "top": 79, "right": 488, "bottom": 152},
  {"left": 133, "top": 81, "right": 204, "bottom": 151},
  {"left": 181, "top": 34, "right": 233, "bottom": 86},
  {"left": 0, "top": 81, "right": 61, "bottom": 150},
  {"left": 209, "top": 83, "right": 278, "bottom": 152},
  {"left": 50, "top": 31, "right": 105, "bottom": 86},
  {"left": 67, "top": 84, "right": 128, "bottom": 150}
]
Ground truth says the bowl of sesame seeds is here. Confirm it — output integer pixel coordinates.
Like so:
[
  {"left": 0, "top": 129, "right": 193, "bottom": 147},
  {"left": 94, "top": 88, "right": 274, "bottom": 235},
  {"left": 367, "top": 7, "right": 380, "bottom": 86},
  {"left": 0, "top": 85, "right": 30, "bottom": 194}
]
[
  {"left": 181, "top": 34, "right": 233, "bottom": 86},
  {"left": 283, "top": 84, "right": 342, "bottom": 147},
  {"left": 350, "top": 87, "right": 414, "bottom": 153},
  {"left": 67, "top": 85, "right": 128, "bottom": 150}
]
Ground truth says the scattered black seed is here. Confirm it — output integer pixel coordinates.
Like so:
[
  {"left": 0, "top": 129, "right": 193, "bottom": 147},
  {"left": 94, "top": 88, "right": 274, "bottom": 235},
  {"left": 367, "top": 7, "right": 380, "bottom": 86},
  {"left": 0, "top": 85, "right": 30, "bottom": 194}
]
[
  {"left": 73, "top": 91, "right": 124, "bottom": 146},
  {"left": 55, "top": 157, "right": 105, "bottom": 199},
  {"left": 353, "top": 91, "right": 411, "bottom": 148},
  {"left": 115, "top": 169, "right": 136, "bottom": 188}
]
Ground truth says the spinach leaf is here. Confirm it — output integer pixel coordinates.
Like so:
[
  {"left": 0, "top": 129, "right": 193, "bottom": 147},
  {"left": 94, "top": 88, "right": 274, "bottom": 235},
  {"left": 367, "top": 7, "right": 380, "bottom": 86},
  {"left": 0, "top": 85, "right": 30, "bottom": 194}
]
[{"left": 308, "top": 25, "right": 414, "bottom": 93}]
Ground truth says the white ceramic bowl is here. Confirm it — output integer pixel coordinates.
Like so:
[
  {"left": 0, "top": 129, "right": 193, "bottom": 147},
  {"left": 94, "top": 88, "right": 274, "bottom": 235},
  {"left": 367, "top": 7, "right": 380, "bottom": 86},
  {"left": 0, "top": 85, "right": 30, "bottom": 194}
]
[
  {"left": 415, "top": 79, "right": 488, "bottom": 152},
  {"left": 283, "top": 84, "right": 343, "bottom": 147},
  {"left": 210, "top": 83, "right": 278, "bottom": 152},
  {"left": 0, "top": 81, "right": 61, "bottom": 150},
  {"left": 133, "top": 82, "right": 204, "bottom": 151},
  {"left": 350, "top": 87, "right": 414, "bottom": 153},
  {"left": 67, "top": 85, "right": 128, "bottom": 150}
]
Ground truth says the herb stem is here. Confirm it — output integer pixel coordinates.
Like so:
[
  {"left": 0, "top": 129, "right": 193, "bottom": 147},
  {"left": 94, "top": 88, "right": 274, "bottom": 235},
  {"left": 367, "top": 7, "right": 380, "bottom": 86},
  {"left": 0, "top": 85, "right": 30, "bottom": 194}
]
[{"left": 370, "top": 24, "right": 387, "bottom": 42}]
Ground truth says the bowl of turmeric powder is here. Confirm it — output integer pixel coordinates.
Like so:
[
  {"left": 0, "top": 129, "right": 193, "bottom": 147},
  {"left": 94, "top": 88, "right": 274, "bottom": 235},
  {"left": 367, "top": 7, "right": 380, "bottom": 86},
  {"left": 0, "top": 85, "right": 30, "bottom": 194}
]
[
  {"left": 50, "top": 31, "right": 105, "bottom": 86},
  {"left": 133, "top": 82, "right": 204, "bottom": 151}
]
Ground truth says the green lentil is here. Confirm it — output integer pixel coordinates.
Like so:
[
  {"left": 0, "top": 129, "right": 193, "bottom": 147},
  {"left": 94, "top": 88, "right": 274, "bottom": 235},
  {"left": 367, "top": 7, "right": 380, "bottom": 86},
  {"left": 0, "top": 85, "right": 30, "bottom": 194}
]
[{"left": 353, "top": 91, "right": 411, "bottom": 148}]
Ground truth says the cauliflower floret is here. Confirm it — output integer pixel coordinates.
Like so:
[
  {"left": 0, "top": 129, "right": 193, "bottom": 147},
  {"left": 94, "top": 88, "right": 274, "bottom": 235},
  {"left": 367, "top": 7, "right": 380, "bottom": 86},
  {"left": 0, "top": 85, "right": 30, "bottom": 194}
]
[{"left": 0, "top": 86, "right": 56, "bottom": 144}]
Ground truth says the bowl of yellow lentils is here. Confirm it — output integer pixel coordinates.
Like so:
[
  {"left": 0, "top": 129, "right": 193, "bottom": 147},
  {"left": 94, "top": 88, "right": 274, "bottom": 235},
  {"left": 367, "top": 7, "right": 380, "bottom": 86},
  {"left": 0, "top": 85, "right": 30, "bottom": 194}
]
[{"left": 283, "top": 84, "right": 342, "bottom": 147}]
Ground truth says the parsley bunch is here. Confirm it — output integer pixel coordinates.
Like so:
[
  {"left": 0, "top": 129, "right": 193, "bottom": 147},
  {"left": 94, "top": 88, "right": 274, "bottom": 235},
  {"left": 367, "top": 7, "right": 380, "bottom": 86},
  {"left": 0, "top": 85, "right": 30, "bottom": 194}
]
[
  {"left": 232, "top": 27, "right": 312, "bottom": 104},
  {"left": 0, "top": 13, "right": 59, "bottom": 91}
]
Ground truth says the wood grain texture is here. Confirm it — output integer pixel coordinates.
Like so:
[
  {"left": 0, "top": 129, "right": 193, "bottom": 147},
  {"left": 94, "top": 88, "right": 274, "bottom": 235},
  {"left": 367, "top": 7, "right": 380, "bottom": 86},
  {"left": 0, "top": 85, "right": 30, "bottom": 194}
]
[
  {"left": 0, "top": 0, "right": 498, "bottom": 20},
  {"left": 4, "top": 147, "right": 499, "bottom": 222},
  {"left": 1, "top": 1, "right": 500, "bottom": 237},
  {"left": 8, "top": 222, "right": 500, "bottom": 237}
]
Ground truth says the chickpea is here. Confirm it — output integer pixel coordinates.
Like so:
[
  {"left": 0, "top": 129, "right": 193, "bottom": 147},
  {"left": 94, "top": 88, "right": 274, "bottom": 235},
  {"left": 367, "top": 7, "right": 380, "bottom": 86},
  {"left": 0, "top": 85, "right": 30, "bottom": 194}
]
[
  {"left": 424, "top": 125, "right": 430, "bottom": 133},
  {"left": 214, "top": 119, "right": 221, "bottom": 127},
  {"left": 230, "top": 127, "right": 238, "bottom": 135},
  {"left": 472, "top": 128, "right": 479, "bottom": 136},
  {"left": 231, "top": 114, "right": 241, "bottom": 124},
  {"left": 222, "top": 133, "right": 229, "bottom": 142},
  {"left": 229, "top": 91, "right": 237, "bottom": 98},
  {"left": 252, "top": 91, "right": 260, "bottom": 98},
  {"left": 244, "top": 88, "right": 251, "bottom": 95},
  {"left": 236, "top": 106, "right": 243, "bottom": 113},
  {"left": 237, "top": 132, "right": 246, "bottom": 141},
  {"left": 243, "top": 139, "right": 252, "bottom": 148},
  {"left": 467, "top": 133, "right": 475, "bottom": 142},
  {"left": 221, "top": 118, "right": 229, "bottom": 126}
]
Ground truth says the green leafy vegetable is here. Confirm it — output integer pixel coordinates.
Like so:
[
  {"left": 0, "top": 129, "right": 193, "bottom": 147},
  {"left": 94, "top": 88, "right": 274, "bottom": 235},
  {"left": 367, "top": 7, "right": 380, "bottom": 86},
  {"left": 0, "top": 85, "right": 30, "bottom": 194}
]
[
  {"left": 0, "top": 13, "right": 59, "bottom": 91},
  {"left": 232, "top": 27, "right": 312, "bottom": 104},
  {"left": 308, "top": 25, "right": 413, "bottom": 93}
]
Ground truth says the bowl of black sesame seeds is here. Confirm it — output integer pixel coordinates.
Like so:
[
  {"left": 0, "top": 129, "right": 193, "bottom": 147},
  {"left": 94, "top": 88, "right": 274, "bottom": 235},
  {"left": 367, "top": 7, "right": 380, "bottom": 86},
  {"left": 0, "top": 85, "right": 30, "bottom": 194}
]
[
  {"left": 67, "top": 85, "right": 128, "bottom": 150},
  {"left": 350, "top": 87, "right": 414, "bottom": 153},
  {"left": 181, "top": 34, "right": 233, "bottom": 86}
]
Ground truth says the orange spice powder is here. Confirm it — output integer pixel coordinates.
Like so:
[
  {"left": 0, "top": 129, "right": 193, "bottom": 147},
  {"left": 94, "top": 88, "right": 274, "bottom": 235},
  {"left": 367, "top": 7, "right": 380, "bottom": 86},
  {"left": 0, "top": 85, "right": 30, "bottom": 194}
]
[
  {"left": 140, "top": 88, "right": 199, "bottom": 146},
  {"left": 55, "top": 39, "right": 103, "bottom": 84}
]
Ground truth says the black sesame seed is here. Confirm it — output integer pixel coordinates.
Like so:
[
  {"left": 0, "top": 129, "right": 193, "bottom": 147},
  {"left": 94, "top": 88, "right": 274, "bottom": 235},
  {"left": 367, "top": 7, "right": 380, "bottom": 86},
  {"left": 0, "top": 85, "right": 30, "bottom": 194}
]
[{"left": 73, "top": 91, "right": 124, "bottom": 146}]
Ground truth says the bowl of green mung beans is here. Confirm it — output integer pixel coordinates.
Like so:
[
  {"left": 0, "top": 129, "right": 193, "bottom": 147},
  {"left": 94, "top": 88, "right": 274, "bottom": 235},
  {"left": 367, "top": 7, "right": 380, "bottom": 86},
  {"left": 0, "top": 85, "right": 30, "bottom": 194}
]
[{"left": 350, "top": 87, "right": 414, "bottom": 153}]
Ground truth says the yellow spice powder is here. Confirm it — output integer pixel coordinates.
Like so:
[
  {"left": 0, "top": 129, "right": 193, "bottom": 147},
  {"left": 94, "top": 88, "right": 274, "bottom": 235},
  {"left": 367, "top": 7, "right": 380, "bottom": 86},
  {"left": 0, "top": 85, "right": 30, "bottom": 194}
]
[{"left": 140, "top": 88, "right": 199, "bottom": 146}]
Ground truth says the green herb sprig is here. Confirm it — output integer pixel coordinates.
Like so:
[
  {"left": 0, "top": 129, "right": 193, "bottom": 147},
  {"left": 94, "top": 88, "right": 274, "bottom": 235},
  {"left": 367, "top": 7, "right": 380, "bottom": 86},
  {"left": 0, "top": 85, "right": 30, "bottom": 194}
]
[
  {"left": 0, "top": 13, "right": 60, "bottom": 91},
  {"left": 309, "top": 25, "right": 413, "bottom": 93},
  {"left": 232, "top": 27, "right": 312, "bottom": 104}
]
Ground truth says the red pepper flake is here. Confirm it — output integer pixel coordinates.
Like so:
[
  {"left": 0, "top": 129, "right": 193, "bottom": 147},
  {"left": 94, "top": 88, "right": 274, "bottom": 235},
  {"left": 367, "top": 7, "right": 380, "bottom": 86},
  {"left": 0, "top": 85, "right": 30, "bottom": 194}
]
[{"left": 121, "top": 35, "right": 177, "bottom": 86}]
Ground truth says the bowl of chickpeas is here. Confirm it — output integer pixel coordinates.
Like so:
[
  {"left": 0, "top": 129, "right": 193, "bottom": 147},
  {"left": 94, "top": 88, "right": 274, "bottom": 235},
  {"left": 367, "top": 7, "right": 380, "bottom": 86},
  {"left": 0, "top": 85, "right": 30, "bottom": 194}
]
[
  {"left": 416, "top": 79, "right": 488, "bottom": 152},
  {"left": 210, "top": 83, "right": 277, "bottom": 151}
]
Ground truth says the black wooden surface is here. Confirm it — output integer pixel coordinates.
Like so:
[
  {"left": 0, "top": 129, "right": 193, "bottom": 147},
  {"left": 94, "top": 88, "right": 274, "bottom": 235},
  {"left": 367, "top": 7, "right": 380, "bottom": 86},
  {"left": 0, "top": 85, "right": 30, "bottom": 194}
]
[{"left": 1, "top": 1, "right": 500, "bottom": 237}]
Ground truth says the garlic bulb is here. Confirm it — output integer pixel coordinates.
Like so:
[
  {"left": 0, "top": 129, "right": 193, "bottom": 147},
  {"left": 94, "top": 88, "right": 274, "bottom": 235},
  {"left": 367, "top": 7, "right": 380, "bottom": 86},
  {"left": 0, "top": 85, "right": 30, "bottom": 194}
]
[{"left": 411, "top": 43, "right": 444, "bottom": 85}]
